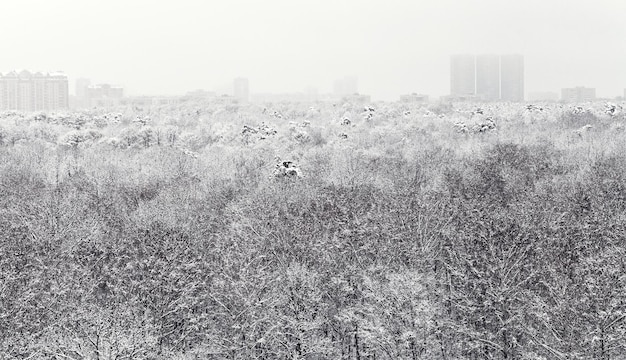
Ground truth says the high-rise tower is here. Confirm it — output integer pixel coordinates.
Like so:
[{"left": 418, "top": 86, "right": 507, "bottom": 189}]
[
  {"left": 476, "top": 54, "right": 500, "bottom": 101},
  {"left": 450, "top": 54, "right": 475, "bottom": 96},
  {"left": 500, "top": 54, "right": 524, "bottom": 102}
]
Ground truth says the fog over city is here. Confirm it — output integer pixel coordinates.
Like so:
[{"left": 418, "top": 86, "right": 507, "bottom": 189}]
[{"left": 2, "top": 0, "right": 625, "bottom": 100}]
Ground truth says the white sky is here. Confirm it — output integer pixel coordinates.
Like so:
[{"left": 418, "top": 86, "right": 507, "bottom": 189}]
[{"left": 2, "top": 0, "right": 625, "bottom": 100}]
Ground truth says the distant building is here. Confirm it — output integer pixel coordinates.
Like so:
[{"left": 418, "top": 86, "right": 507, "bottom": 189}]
[
  {"left": 450, "top": 54, "right": 475, "bottom": 96},
  {"left": 119, "top": 96, "right": 181, "bottom": 108},
  {"left": 450, "top": 54, "right": 524, "bottom": 102},
  {"left": 333, "top": 76, "right": 358, "bottom": 97},
  {"left": 0, "top": 70, "right": 69, "bottom": 111},
  {"left": 184, "top": 89, "right": 216, "bottom": 99},
  {"left": 83, "top": 84, "right": 124, "bottom": 108},
  {"left": 75, "top": 78, "right": 91, "bottom": 98},
  {"left": 528, "top": 91, "right": 559, "bottom": 102},
  {"left": 342, "top": 93, "right": 371, "bottom": 103},
  {"left": 233, "top": 78, "right": 249, "bottom": 102},
  {"left": 500, "top": 54, "right": 524, "bottom": 102},
  {"left": 251, "top": 92, "right": 321, "bottom": 103},
  {"left": 442, "top": 94, "right": 479, "bottom": 102},
  {"left": 399, "top": 93, "right": 429, "bottom": 103},
  {"left": 561, "top": 87, "right": 596, "bottom": 102},
  {"left": 476, "top": 54, "right": 500, "bottom": 101},
  {"left": 86, "top": 84, "right": 123, "bottom": 99},
  {"left": 73, "top": 78, "right": 91, "bottom": 108},
  {"left": 213, "top": 94, "right": 238, "bottom": 105}
]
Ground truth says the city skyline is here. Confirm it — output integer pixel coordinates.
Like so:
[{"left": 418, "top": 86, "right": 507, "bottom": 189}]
[
  {"left": 0, "top": 68, "right": 620, "bottom": 108},
  {"left": 1, "top": 0, "right": 624, "bottom": 101},
  {"left": 5, "top": 60, "right": 618, "bottom": 103}
]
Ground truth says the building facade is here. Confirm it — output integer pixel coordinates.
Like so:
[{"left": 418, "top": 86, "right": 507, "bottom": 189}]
[
  {"left": 561, "top": 87, "right": 596, "bottom": 102},
  {"left": 75, "top": 78, "right": 91, "bottom": 98},
  {"left": 476, "top": 54, "right": 500, "bottom": 101},
  {"left": 450, "top": 54, "right": 476, "bottom": 96},
  {"left": 73, "top": 78, "right": 91, "bottom": 108},
  {"left": 450, "top": 54, "right": 524, "bottom": 102},
  {"left": 399, "top": 93, "right": 429, "bottom": 103},
  {"left": 0, "top": 70, "right": 69, "bottom": 111},
  {"left": 500, "top": 54, "right": 524, "bottom": 102},
  {"left": 342, "top": 93, "right": 371, "bottom": 103},
  {"left": 86, "top": 83, "right": 124, "bottom": 106}
]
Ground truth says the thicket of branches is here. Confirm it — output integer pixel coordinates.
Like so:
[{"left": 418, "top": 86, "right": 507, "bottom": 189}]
[{"left": 2, "top": 101, "right": 626, "bottom": 359}]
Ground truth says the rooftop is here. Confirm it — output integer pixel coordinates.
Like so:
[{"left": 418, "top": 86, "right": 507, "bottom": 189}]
[{"left": 0, "top": 70, "right": 67, "bottom": 78}]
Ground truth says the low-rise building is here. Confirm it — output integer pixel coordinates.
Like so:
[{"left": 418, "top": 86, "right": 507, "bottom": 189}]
[
  {"left": 119, "top": 96, "right": 182, "bottom": 108},
  {"left": 441, "top": 94, "right": 479, "bottom": 102},
  {"left": 561, "top": 87, "right": 596, "bottom": 102},
  {"left": 84, "top": 84, "right": 124, "bottom": 108},
  {"left": 342, "top": 93, "right": 371, "bottom": 103},
  {"left": 399, "top": 93, "right": 429, "bottom": 103}
]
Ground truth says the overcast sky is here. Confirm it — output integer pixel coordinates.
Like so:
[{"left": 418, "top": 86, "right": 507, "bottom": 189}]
[{"left": 2, "top": 0, "right": 625, "bottom": 100}]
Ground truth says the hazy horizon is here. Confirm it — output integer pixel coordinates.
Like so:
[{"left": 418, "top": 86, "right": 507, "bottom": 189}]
[{"left": 3, "top": 0, "right": 625, "bottom": 101}]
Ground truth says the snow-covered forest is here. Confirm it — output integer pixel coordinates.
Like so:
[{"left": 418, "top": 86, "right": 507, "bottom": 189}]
[{"left": 2, "top": 99, "right": 626, "bottom": 359}]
